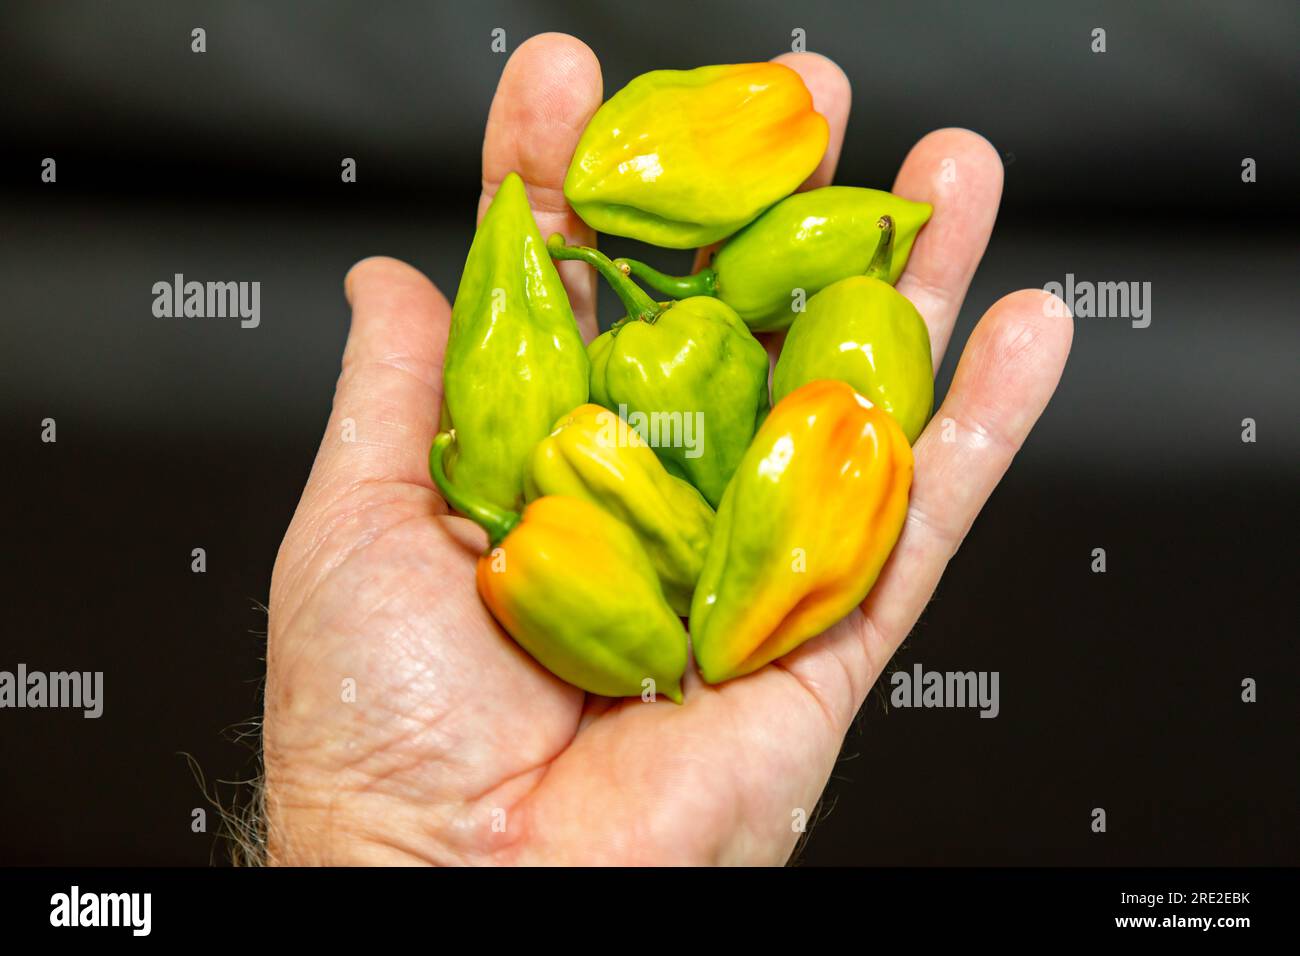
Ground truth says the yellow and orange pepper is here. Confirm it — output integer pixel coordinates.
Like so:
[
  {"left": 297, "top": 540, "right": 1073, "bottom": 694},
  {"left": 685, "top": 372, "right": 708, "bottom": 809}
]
[
  {"left": 690, "top": 380, "right": 913, "bottom": 683},
  {"left": 431, "top": 431, "right": 688, "bottom": 702},
  {"left": 564, "top": 63, "right": 829, "bottom": 248},
  {"left": 525, "top": 404, "right": 714, "bottom": 616}
]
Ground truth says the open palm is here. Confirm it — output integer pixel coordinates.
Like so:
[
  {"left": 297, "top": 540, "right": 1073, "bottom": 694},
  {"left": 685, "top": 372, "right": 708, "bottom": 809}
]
[{"left": 264, "top": 34, "right": 1072, "bottom": 865}]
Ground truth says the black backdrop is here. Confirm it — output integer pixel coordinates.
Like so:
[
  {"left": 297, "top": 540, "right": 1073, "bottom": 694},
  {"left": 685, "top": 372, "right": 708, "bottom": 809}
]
[{"left": 1, "top": 1, "right": 1296, "bottom": 865}]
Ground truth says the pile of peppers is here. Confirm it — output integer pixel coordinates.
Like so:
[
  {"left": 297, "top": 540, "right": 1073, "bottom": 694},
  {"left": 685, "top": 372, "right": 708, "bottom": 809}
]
[{"left": 431, "top": 62, "right": 931, "bottom": 702}]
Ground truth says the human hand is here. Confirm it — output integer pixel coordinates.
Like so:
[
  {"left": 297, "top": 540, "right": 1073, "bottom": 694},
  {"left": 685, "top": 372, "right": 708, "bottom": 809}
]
[{"left": 263, "top": 33, "right": 1072, "bottom": 865}]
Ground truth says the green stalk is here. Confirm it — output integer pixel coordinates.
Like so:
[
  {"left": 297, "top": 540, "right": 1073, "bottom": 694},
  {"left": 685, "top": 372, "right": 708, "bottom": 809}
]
[
  {"left": 428, "top": 431, "right": 520, "bottom": 547},
  {"left": 614, "top": 257, "right": 719, "bottom": 300},
  {"left": 547, "top": 234, "right": 664, "bottom": 325},
  {"left": 863, "top": 215, "right": 895, "bottom": 281}
]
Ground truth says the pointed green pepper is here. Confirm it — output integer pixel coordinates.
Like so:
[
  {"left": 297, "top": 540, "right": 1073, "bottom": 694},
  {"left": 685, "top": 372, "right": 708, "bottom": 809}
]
[
  {"left": 617, "top": 186, "right": 932, "bottom": 332},
  {"left": 548, "top": 235, "right": 769, "bottom": 508},
  {"left": 439, "top": 173, "right": 590, "bottom": 512}
]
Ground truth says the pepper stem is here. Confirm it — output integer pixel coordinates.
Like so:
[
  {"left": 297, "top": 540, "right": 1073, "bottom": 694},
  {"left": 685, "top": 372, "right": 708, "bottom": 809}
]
[
  {"left": 614, "top": 257, "right": 719, "bottom": 300},
  {"left": 864, "top": 215, "right": 895, "bottom": 281},
  {"left": 547, "top": 234, "right": 663, "bottom": 324},
  {"left": 428, "top": 431, "right": 520, "bottom": 547}
]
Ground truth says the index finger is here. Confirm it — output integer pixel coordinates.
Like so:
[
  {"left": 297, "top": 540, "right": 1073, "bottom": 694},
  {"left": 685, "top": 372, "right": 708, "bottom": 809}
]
[{"left": 480, "top": 33, "right": 604, "bottom": 339}]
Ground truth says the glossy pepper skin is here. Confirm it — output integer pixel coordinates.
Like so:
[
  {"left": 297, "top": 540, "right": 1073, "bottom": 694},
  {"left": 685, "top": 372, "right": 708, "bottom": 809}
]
[
  {"left": 430, "top": 432, "right": 687, "bottom": 702},
  {"left": 773, "top": 216, "right": 933, "bottom": 443},
  {"left": 549, "top": 235, "right": 770, "bottom": 508},
  {"left": 690, "top": 380, "right": 912, "bottom": 684},
  {"left": 525, "top": 404, "right": 714, "bottom": 615},
  {"left": 617, "top": 186, "right": 932, "bottom": 332},
  {"left": 563, "top": 63, "right": 828, "bottom": 249},
  {"left": 439, "top": 172, "right": 589, "bottom": 511}
]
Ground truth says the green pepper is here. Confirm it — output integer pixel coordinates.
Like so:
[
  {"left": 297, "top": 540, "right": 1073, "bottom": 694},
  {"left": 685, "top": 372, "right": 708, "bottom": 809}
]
[
  {"left": 439, "top": 172, "right": 589, "bottom": 511},
  {"left": 525, "top": 404, "right": 714, "bottom": 615},
  {"left": 430, "top": 432, "right": 688, "bottom": 702},
  {"left": 772, "top": 215, "right": 933, "bottom": 443},
  {"left": 617, "top": 186, "right": 932, "bottom": 332},
  {"left": 563, "top": 63, "right": 829, "bottom": 248},
  {"left": 548, "top": 235, "right": 769, "bottom": 508}
]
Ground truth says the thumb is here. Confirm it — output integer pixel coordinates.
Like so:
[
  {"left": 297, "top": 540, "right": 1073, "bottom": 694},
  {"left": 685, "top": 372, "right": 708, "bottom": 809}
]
[
  {"left": 306, "top": 256, "right": 450, "bottom": 503},
  {"left": 480, "top": 32, "right": 603, "bottom": 339}
]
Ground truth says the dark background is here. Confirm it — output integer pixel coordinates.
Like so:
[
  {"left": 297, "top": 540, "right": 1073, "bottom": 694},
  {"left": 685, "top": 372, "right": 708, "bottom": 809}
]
[{"left": 1, "top": 1, "right": 1296, "bottom": 865}]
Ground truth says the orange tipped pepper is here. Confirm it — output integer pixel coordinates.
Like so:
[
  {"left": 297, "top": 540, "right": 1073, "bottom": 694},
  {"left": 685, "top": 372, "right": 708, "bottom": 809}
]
[
  {"left": 430, "top": 431, "right": 688, "bottom": 702},
  {"left": 564, "top": 63, "right": 829, "bottom": 248},
  {"left": 689, "top": 380, "right": 913, "bottom": 683},
  {"left": 524, "top": 404, "right": 714, "bottom": 616}
]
